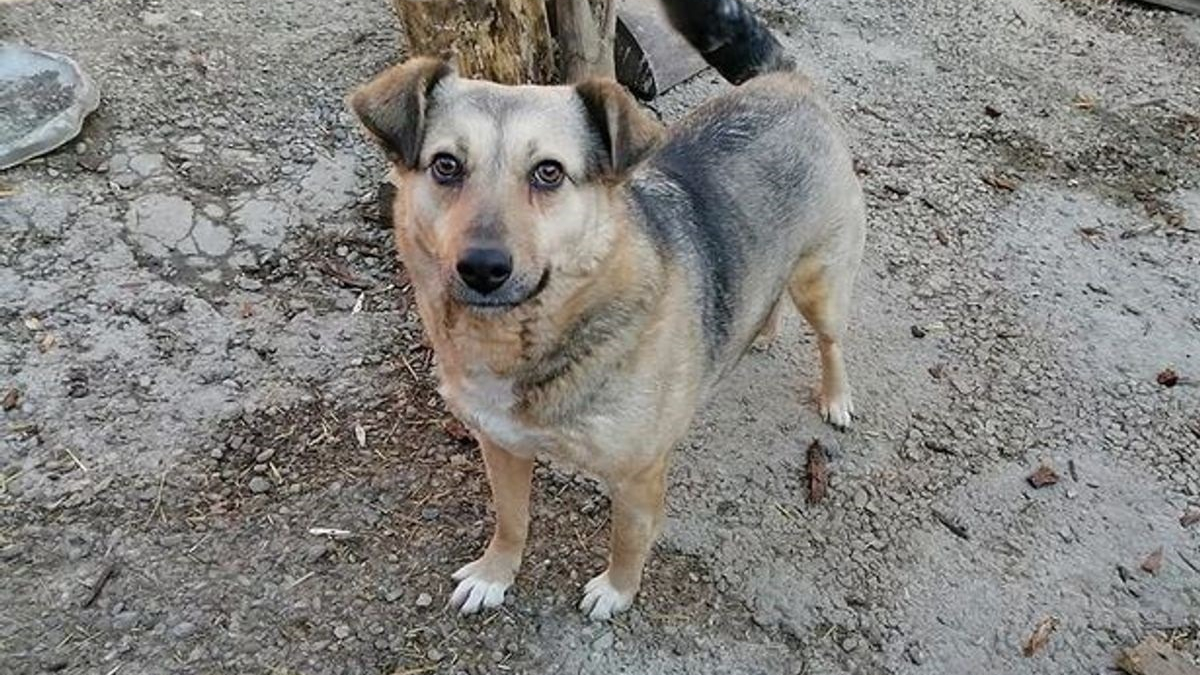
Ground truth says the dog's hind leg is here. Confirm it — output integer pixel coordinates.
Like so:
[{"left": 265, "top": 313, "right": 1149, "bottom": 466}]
[
  {"left": 752, "top": 296, "right": 785, "bottom": 351},
  {"left": 450, "top": 440, "right": 533, "bottom": 614},
  {"left": 579, "top": 455, "right": 668, "bottom": 621},
  {"left": 789, "top": 250, "right": 859, "bottom": 429}
]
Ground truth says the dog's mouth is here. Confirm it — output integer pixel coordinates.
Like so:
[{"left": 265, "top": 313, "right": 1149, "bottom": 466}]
[{"left": 454, "top": 268, "right": 551, "bottom": 312}]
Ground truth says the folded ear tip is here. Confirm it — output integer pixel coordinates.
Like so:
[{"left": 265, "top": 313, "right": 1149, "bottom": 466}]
[{"left": 345, "top": 57, "right": 454, "bottom": 168}]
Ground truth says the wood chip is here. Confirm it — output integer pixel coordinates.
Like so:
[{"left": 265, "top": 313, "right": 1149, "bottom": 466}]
[
  {"left": 353, "top": 423, "right": 367, "bottom": 448},
  {"left": 983, "top": 173, "right": 1020, "bottom": 192},
  {"left": 2, "top": 388, "right": 19, "bottom": 411},
  {"left": 1027, "top": 463, "right": 1059, "bottom": 489},
  {"left": 932, "top": 507, "right": 970, "bottom": 540},
  {"left": 1022, "top": 616, "right": 1059, "bottom": 657},
  {"left": 308, "top": 527, "right": 354, "bottom": 539},
  {"left": 1181, "top": 509, "right": 1200, "bottom": 528},
  {"left": 442, "top": 418, "right": 472, "bottom": 443},
  {"left": 82, "top": 563, "right": 117, "bottom": 608},
  {"left": 1141, "top": 547, "right": 1164, "bottom": 575},
  {"left": 1156, "top": 369, "right": 1179, "bottom": 387},
  {"left": 805, "top": 439, "right": 828, "bottom": 504},
  {"left": 1072, "top": 93, "right": 1096, "bottom": 110},
  {"left": 319, "top": 259, "right": 375, "bottom": 290},
  {"left": 1117, "top": 634, "right": 1200, "bottom": 675}
]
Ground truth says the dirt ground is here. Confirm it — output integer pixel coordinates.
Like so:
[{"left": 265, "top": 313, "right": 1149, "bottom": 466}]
[{"left": 2, "top": 0, "right": 1198, "bottom": 673}]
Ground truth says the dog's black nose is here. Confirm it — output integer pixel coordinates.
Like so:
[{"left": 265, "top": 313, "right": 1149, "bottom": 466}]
[{"left": 456, "top": 247, "right": 513, "bottom": 294}]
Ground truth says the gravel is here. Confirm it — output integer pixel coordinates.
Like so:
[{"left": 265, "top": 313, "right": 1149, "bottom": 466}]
[{"left": 1, "top": 0, "right": 1196, "bottom": 674}]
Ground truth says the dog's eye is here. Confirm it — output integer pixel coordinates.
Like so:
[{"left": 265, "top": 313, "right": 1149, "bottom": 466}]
[
  {"left": 531, "top": 161, "right": 564, "bottom": 190},
  {"left": 430, "top": 154, "right": 464, "bottom": 184}
]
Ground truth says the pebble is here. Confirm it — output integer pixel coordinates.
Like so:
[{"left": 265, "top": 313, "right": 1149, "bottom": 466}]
[
  {"left": 415, "top": 592, "right": 433, "bottom": 608},
  {"left": 129, "top": 153, "right": 165, "bottom": 177},
  {"left": 255, "top": 448, "right": 276, "bottom": 463},
  {"left": 170, "top": 621, "right": 197, "bottom": 639},
  {"left": 112, "top": 611, "right": 139, "bottom": 631},
  {"left": 237, "top": 277, "right": 264, "bottom": 292},
  {"left": 591, "top": 631, "right": 615, "bottom": 651},
  {"left": 248, "top": 477, "right": 270, "bottom": 494},
  {"left": 209, "top": 448, "right": 224, "bottom": 460},
  {"left": 333, "top": 624, "right": 351, "bottom": 640}
]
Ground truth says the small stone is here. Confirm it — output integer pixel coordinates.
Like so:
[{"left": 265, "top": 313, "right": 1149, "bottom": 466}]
[
  {"left": 237, "top": 277, "right": 264, "bottom": 292},
  {"left": 304, "top": 542, "right": 330, "bottom": 563},
  {"left": 191, "top": 217, "right": 232, "bottom": 256},
  {"left": 252, "top": 463, "right": 268, "bottom": 474},
  {"left": 112, "top": 611, "right": 139, "bottom": 631},
  {"left": 248, "top": 477, "right": 270, "bottom": 494},
  {"left": 170, "top": 621, "right": 197, "bottom": 639},
  {"left": 910, "top": 324, "right": 927, "bottom": 338},
  {"left": 592, "top": 631, "right": 615, "bottom": 651},
  {"left": 420, "top": 507, "right": 440, "bottom": 521},
  {"left": 384, "top": 588, "right": 403, "bottom": 603},
  {"left": 426, "top": 648, "right": 444, "bottom": 662},
  {"left": 255, "top": 448, "right": 276, "bottom": 463},
  {"left": 142, "top": 11, "right": 169, "bottom": 27},
  {"left": 209, "top": 448, "right": 223, "bottom": 460},
  {"left": 129, "top": 153, "right": 165, "bottom": 177},
  {"left": 112, "top": 172, "right": 140, "bottom": 189},
  {"left": 415, "top": 592, "right": 433, "bottom": 608},
  {"left": 333, "top": 624, "right": 351, "bottom": 640}
]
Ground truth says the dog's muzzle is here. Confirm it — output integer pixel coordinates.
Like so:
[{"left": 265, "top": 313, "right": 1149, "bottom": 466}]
[{"left": 450, "top": 265, "right": 550, "bottom": 311}]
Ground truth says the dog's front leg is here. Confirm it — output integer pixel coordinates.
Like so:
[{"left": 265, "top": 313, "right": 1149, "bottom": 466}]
[
  {"left": 450, "top": 439, "right": 533, "bottom": 614},
  {"left": 579, "top": 455, "right": 668, "bottom": 621}
]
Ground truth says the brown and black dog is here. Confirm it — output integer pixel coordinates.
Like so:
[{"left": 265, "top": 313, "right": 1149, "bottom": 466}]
[{"left": 348, "top": 47, "right": 864, "bottom": 620}]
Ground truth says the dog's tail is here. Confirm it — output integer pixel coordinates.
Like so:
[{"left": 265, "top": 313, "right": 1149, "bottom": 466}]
[{"left": 658, "top": 0, "right": 795, "bottom": 85}]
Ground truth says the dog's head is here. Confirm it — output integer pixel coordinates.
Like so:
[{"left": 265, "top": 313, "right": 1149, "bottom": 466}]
[{"left": 349, "top": 57, "right": 662, "bottom": 312}]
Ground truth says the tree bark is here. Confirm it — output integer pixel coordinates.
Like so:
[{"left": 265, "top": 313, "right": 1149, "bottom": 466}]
[
  {"left": 553, "top": 0, "right": 616, "bottom": 81},
  {"left": 392, "top": 0, "right": 558, "bottom": 84}
]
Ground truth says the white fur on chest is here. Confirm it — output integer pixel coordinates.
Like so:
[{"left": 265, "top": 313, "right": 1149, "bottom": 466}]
[{"left": 440, "top": 369, "right": 549, "bottom": 455}]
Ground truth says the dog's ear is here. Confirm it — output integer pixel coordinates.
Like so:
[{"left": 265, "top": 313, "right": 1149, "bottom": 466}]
[
  {"left": 348, "top": 57, "right": 454, "bottom": 170},
  {"left": 575, "top": 79, "right": 664, "bottom": 180}
]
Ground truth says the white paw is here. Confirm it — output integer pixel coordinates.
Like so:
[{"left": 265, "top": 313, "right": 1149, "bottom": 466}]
[
  {"left": 821, "top": 391, "right": 855, "bottom": 430},
  {"left": 578, "top": 572, "right": 634, "bottom": 621},
  {"left": 449, "top": 558, "right": 513, "bottom": 614}
]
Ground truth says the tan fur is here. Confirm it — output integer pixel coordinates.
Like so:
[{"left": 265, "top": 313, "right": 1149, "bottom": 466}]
[{"left": 351, "top": 58, "right": 864, "bottom": 621}]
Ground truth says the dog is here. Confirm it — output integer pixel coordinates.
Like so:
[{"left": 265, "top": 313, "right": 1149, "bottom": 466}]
[{"left": 348, "top": 50, "right": 865, "bottom": 621}]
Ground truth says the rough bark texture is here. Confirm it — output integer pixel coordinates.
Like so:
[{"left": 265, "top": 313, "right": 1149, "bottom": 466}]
[
  {"left": 392, "top": 0, "right": 557, "bottom": 84},
  {"left": 553, "top": 0, "right": 616, "bottom": 81}
]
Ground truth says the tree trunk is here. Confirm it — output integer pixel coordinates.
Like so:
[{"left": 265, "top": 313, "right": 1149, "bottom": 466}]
[
  {"left": 553, "top": 0, "right": 616, "bottom": 81},
  {"left": 392, "top": 0, "right": 558, "bottom": 84}
]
